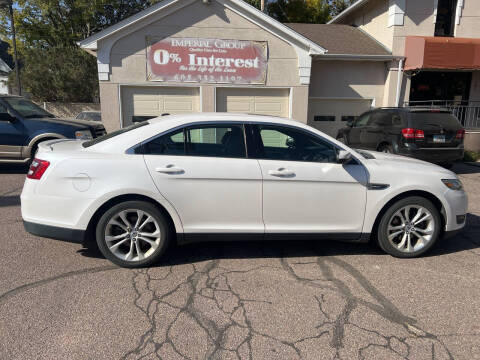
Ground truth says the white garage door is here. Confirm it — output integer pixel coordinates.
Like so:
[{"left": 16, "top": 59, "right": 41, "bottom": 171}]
[
  {"left": 121, "top": 86, "right": 200, "bottom": 126},
  {"left": 216, "top": 88, "right": 289, "bottom": 118},
  {"left": 308, "top": 99, "right": 373, "bottom": 138}
]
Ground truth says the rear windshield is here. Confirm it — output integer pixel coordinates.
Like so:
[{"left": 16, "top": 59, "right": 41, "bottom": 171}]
[
  {"left": 410, "top": 112, "right": 461, "bottom": 128},
  {"left": 82, "top": 122, "right": 149, "bottom": 148}
]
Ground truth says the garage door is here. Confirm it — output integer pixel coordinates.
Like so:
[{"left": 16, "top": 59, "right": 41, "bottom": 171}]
[
  {"left": 121, "top": 86, "right": 200, "bottom": 126},
  {"left": 216, "top": 88, "right": 289, "bottom": 118},
  {"left": 308, "top": 99, "right": 373, "bottom": 138}
]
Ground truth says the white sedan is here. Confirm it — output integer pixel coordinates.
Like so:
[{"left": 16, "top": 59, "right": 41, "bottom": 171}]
[{"left": 21, "top": 113, "right": 467, "bottom": 267}]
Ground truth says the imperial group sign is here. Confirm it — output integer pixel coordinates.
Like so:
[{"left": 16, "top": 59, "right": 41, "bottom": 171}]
[{"left": 146, "top": 37, "right": 268, "bottom": 84}]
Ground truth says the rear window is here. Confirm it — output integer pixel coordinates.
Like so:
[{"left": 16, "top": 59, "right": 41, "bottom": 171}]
[
  {"left": 410, "top": 112, "right": 461, "bottom": 128},
  {"left": 82, "top": 122, "right": 148, "bottom": 148}
]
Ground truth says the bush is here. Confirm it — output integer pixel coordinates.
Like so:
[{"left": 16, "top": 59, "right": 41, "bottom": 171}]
[{"left": 464, "top": 150, "right": 480, "bottom": 162}]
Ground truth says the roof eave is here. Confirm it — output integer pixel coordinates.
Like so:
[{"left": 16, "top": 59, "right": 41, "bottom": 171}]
[
  {"left": 328, "top": 0, "right": 370, "bottom": 24},
  {"left": 314, "top": 54, "right": 404, "bottom": 61}
]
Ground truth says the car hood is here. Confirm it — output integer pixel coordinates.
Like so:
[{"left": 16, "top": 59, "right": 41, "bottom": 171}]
[
  {"left": 31, "top": 117, "right": 104, "bottom": 129},
  {"left": 358, "top": 150, "right": 455, "bottom": 177}
]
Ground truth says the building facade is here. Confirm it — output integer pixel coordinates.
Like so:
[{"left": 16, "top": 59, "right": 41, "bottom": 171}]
[
  {"left": 330, "top": 0, "right": 480, "bottom": 137},
  {"left": 80, "top": 0, "right": 480, "bottom": 149}
]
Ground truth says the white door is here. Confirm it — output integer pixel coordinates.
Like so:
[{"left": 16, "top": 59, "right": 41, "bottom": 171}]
[
  {"left": 122, "top": 86, "right": 200, "bottom": 126},
  {"left": 217, "top": 88, "right": 289, "bottom": 117},
  {"left": 254, "top": 124, "right": 368, "bottom": 234},
  {"left": 143, "top": 123, "right": 263, "bottom": 235},
  {"left": 308, "top": 99, "right": 372, "bottom": 138}
]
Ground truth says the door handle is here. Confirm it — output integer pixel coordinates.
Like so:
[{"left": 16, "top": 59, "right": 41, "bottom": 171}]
[
  {"left": 268, "top": 168, "right": 295, "bottom": 177},
  {"left": 155, "top": 165, "right": 184, "bottom": 174}
]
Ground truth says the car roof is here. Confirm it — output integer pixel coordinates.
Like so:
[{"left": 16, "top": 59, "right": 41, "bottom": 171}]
[
  {"left": 377, "top": 107, "right": 451, "bottom": 113},
  {"left": 148, "top": 112, "right": 297, "bottom": 126}
]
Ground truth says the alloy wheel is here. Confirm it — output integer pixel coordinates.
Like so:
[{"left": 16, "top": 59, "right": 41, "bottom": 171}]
[
  {"left": 386, "top": 205, "right": 435, "bottom": 253},
  {"left": 104, "top": 209, "right": 162, "bottom": 261}
]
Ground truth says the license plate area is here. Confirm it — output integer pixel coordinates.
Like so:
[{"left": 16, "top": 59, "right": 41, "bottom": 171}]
[{"left": 433, "top": 134, "right": 446, "bottom": 143}]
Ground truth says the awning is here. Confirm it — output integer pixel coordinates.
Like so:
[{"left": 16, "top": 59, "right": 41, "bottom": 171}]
[{"left": 405, "top": 36, "right": 480, "bottom": 71}]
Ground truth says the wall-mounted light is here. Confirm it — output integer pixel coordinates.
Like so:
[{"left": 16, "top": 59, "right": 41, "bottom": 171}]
[{"left": 202, "top": 0, "right": 211, "bottom": 5}]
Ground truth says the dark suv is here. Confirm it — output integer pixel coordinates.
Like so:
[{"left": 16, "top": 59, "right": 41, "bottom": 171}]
[
  {"left": 0, "top": 96, "right": 106, "bottom": 163},
  {"left": 336, "top": 108, "right": 464, "bottom": 166}
]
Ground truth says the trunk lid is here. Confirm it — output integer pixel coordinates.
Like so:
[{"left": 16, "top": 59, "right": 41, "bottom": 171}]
[{"left": 409, "top": 111, "right": 463, "bottom": 148}]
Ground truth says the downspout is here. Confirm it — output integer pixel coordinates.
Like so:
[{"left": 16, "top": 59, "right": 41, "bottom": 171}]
[{"left": 395, "top": 58, "right": 405, "bottom": 107}]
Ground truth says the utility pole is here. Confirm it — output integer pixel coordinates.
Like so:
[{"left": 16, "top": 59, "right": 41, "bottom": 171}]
[{"left": 0, "top": 0, "right": 21, "bottom": 95}]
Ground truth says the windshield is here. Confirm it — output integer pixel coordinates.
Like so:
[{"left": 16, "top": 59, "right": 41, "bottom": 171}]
[
  {"left": 82, "top": 121, "right": 149, "bottom": 148},
  {"left": 3, "top": 97, "right": 55, "bottom": 118}
]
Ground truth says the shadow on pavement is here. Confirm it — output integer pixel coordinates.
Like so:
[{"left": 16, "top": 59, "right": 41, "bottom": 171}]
[
  {"left": 0, "top": 164, "right": 29, "bottom": 175},
  {"left": 453, "top": 163, "right": 480, "bottom": 175},
  {"left": 78, "top": 214, "right": 480, "bottom": 266},
  {"left": 0, "top": 195, "right": 21, "bottom": 207}
]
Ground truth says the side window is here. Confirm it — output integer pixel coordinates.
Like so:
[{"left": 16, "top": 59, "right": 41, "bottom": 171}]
[
  {"left": 354, "top": 113, "right": 370, "bottom": 127},
  {"left": 256, "top": 125, "right": 337, "bottom": 163},
  {"left": 370, "top": 112, "right": 392, "bottom": 126},
  {"left": 186, "top": 124, "right": 246, "bottom": 158},
  {"left": 0, "top": 103, "right": 8, "bottom": 114},
  {"left": 144, "top": 128, "right": 185, "bottom": 155}
]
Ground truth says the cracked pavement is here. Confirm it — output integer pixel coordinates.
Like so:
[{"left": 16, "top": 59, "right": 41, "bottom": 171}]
[{"left": 0, "top": 163, "right": 479, "bottom": 359}]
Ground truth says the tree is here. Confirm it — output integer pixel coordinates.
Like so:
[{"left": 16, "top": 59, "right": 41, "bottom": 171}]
[
  {"left": 328, "top": 0, "right": 356, "bottom": 17},
  {"left": 0, "top": 1, "right": 161, "bottom": 102},
  {"left": 267, "top": 0, "right": 330, "bottom": 23}
]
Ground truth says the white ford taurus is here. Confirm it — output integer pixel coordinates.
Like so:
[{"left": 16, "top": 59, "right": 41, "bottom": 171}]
[{"left": 21, "top": 113, "right": 467, "bottom": 267}]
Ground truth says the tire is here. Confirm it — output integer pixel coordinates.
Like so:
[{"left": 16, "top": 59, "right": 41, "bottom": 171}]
[
  {"left": 95, "top": 200, "right": 171, "bottom": 268},
  {"left": 378, "top": 143, "right": 393, "bottom": 154},
  {"left": 377, "top": 196, "right": 442, "bottom": 258}
]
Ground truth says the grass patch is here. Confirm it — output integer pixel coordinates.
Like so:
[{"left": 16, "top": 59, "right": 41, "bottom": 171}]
[{"left": 464, "top": 150, "right": 480, "bottom": 162}]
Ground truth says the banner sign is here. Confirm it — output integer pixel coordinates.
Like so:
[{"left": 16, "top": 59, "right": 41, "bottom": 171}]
[{"left": 146, "top": 37, "right": 268, "bottom": 84}]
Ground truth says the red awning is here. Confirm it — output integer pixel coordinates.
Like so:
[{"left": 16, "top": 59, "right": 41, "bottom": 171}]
[{"left": 405, "top": 36, "right": 480, "bottom": 71}]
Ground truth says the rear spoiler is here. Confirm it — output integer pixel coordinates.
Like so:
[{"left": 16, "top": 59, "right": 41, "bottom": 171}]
[{"left": 37, "top": 139, "right": 76, "bottom": 152}]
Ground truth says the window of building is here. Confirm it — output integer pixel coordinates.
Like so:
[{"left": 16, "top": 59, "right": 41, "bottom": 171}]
[
  {"left": 255, "top": 125, "right": 338, "bottom": 163},
  {"left": 313, "top": 115, "right": 336, "bottom": 122},
  {"left": 435, "top": 0, "right": 458, "bottom": 37}
]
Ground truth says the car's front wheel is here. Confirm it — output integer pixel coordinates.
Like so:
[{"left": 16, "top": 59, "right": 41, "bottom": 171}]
[
  {"left": 95, "top": 201, "right": 171, "bottom": 267},
  {"left": 377, "top": 196, "right": 441, "bottom": 258}
]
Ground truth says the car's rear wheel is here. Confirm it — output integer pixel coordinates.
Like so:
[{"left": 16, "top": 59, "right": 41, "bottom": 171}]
[
  {"left": 95, "top": 201, "right": 171, "bottom": 268},
  {"left": 377, "top": 196, "right": 441, "bottom": 258}
]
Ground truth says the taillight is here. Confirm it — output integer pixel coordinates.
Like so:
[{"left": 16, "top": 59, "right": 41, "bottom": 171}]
[
  {"left": 402, "top": 128, "right": 415, "bottom": 139},
  {"left": 415, "top": 129, "right": 424, "bottom": 139},
  {"left": 402, "top": 128, "right": 424, "bottom": 140},
  {"left": 27, "top": 158, "right": 50, "bottom": 180},
  {"left": 456, "top": 129, "right": 465, "bottom": 139}
]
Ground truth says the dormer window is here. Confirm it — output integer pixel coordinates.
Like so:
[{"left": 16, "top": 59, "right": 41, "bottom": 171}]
[{"left": 435, "top": 0, "right": 458, "bottom": 37}]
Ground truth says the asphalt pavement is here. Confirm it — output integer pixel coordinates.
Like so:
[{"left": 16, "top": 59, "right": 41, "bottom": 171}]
[{"left": 0, "top": 163, "right": 479, "bottom": 360}]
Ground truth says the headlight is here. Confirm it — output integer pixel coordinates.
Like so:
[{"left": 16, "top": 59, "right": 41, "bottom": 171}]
[
  {"left": 441, "top": 179, "right": 463, "bottom": 191},
  {"left": 75, "top": 130, "right": 93, "bottom": 140}
]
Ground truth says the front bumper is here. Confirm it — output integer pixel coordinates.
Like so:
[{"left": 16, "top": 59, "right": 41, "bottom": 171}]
[
  {"left": 23, "top": 220, "right": 86, "bottom": 243},
  {"left": 396, "top": 146, "right": 464, "bottom": 163}
]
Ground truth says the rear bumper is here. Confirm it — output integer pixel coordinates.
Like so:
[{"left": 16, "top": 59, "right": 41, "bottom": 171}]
[
  {"left": 23, "top": 220, "right": 86, "bottom": 243},
  {"left": 396, "top": 147, "right": 464, "bottom": 163}
]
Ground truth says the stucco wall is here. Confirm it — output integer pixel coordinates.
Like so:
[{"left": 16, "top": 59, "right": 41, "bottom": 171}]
[
  {"left": 309, "top": 60, "right": 387, "bottom": 106},
  {"left": 97, "top": 0, "right": 307, "bottom": 130},
  {"left": 341, "top": 0, "right": 394, "bottom": 51},
  {"left": 456, "top": 0, "right": 480, "bottom": 38}
]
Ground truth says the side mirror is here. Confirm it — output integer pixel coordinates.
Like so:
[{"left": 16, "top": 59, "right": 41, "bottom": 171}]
[
  {"left": 0, "top": 112, "right": 15, "bottom": 122},
  {"left": 347, "top": 120, "right": 354, "bottom": 128},
  {"left": 337, "top": 150, "right": 352, "bottom": 164}
]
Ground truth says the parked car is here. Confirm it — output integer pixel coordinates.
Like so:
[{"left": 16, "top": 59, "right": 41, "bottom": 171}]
[
  {"left": 336, "top": 108, "right": 465, "bottom": 167},
  {"left": 21, "top": 113, "right": 467, "bottom": 267},
  {"left": 76, "top": 111, "right": 101, "bottom": 122},
  {"left": 0, "top": 96, "right": 106, "bottom": 163}
]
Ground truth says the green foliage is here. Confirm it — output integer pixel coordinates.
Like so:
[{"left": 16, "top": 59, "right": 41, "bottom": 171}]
[
  {"left": 0, "top": 0, "right": 162, "bottom": 102},
  {"left": 464, "top": 150, "right": 480, "bottom": 162}
]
